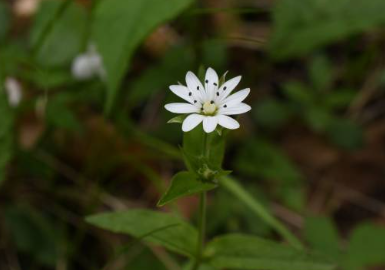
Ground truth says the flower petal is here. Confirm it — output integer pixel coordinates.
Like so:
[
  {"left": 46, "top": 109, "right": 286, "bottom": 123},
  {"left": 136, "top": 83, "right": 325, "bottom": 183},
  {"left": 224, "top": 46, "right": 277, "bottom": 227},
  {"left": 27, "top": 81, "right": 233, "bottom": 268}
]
[
  {"left": 220, "top": 88, "right": 250, "bottom": 107},
  {"left": 182, "top": 114, "right": 204, "bottom": 132},
  {"left": 205, "top": 67, "right": 219, "bottom": 101},
  {"left": 218, "top": 103, "right": 251, "bottom": 115},
  {"left": 169, "top": 85, "right": 196, "bottom": 105},
  {"left": 165, "top": 103, "right": 200, "bottom": 114},
  {"left": 186, "top": 71, "right": 205, "bottom": 102},
  {"left": 203, "top": 116, "right": 218, "bottom": 133},
  {"left": 217, "top": 115, "right": 240, "bottom": 129},
  {"left": 217, "top": 76, "right": 242, "bottom": 102}
]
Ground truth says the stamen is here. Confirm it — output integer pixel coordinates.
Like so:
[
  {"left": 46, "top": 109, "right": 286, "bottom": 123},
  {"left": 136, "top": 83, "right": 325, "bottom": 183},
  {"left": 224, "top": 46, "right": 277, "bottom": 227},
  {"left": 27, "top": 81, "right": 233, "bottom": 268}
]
[
  {"left": 210, "top": 101, "right": 214, "bottom": 104},
  {"left": 216, "top": 92, "right": 219, "bottom": 96},
  {"left": 189, "top": 92, "right": 192, "bottom": 96},
  {"left": 213, "top": 82, "right": 217, "bottom": 86},
  {"left": 197, "top": 86, "right": 199, "bottom": 90},
  {"left": 194, "top": 100, "right": 197, "bottom": 103},
  {"left": 205, "top": 80, "right": 208, "bottom": 83},
  {"left": 224, "top": 104, "right": 227, "bottom": 108},
  {"left": 224, "top": 86, "right": 227, "bottom": 90}
]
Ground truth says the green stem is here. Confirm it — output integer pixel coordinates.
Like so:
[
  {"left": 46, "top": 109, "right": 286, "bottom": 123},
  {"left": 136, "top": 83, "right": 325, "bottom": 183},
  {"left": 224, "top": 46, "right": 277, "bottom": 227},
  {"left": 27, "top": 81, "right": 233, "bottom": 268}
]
[{"left": 191, "top": 132, "right": 209, "bottom": 270}]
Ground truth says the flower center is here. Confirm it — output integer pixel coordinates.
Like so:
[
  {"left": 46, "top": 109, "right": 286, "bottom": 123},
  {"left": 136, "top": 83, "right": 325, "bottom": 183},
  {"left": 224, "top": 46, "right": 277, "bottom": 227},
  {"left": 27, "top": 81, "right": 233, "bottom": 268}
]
[{"left": 202, "top": 101, "right": 217, "bottom": 115}]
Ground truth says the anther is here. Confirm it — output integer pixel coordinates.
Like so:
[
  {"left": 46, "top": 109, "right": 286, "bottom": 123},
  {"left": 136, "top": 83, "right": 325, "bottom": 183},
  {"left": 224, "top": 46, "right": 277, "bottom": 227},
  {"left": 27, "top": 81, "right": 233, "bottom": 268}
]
[
  {"left": 189, "top": 92, "right": 192, "bottom": 96},
  {"left": 197, "top": 86, "right": 199, "bottom": 90},
  {"left": 210, "top": 101, "right": 214, "bottom": 104},
  {"left": 205, "top": 80, "right": 208, "bottom": 83},
  {"left": 216, "top": 92, "right": 219, "bottom": 96},
  {"left": 214, "top": 82, "right": 217, "bottom": 86},
  {"left": 194, "top": 100, "right": 197, "bottom": 103},
  {"left": 224, "top": 86, "right": 227, "bottom": 90},
  {"left": 224, "top": 104, "right": 227, "bottom": 108}
]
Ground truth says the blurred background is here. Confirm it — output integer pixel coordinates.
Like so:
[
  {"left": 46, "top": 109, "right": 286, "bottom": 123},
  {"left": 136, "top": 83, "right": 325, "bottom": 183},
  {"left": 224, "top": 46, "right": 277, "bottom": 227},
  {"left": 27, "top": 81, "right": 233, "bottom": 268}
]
[{"left": 1, "top": 0, "right": 385, "bottom": 269}]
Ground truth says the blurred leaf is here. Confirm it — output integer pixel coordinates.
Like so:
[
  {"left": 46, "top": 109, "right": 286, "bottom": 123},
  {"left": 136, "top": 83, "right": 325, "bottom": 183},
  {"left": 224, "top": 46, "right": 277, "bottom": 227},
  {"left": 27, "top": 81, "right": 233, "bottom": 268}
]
[
  {"left": 310, "top": 55, "right": 333, "bottom": 91},
  {"left": 220, "top": 177, "right": 304, "bottom": 249},
  {"left": 326, "top": 118, "right": 363, "bottom": 150},
  {"left": 126, "top": 246, "right": 168, "bottom": 270},
  {"left": 46, "top": 94, "right": 82, "bottom": 131},
  {"left": 205, "top": 234, "right": 335, "bottom": 270},
  {"left": 201, "top": 40, "right": 228, "bottom": 70},
  {"left": 0, "top": 2, "right": 10, "bottom": 42},
  {"left": 270, "top": 0, "right": 385, "bottom": 59},
  {"left": 31, "top": 1, "right": 87, "bottom": 67},
  {"left": 183, "top": 124, "right": 226, "bottom": 170},
  {"left": 235, "top": 138, "right": 302, "bottom": 185},
  {"left": 284, "top": 82, "right": 314, "bottom": 105},
  {"left": 304, "top": 216, "right": 341, "bottom": 260},
  {"left": 129, "top": 46, "right": 195, "bottom": 106},
  {"left": 92, "top": 0, "right": 194, "bottom": 113},
  {"left": 323, "top": 89, "right": 356, "bottom": 109},
  {"left": 4, "top": 205, "right": 62, "bottom": 266},
  {"left": 158, "top": 171, "right": 217, "bottom": 206},
  {"left": 304, "top": 107, "right": 333, "bottom": 132},
  {"left": 254, "top": 99, "right": 291, "bottom": 129},
  {"left": 86, "top": 209, "right": 197, "bottom": 257},
  {"left": 0, "top": 85, "right": 13, "bottom": 185},
  {"left": 343, "top": 223, "right": 385, "bottom": 270}
]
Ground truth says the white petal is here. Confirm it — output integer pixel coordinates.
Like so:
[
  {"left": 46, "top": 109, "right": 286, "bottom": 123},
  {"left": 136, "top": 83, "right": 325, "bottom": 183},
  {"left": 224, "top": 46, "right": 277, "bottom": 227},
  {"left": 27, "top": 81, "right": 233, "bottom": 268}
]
[
  {"left": 203, "top": 116, "right": 218, "bottom": 133},
  {"left": 165, "top": 103, "right": 200, "bottom": 114},
  {"left": 218, "top": 103, "right": 251, "bottom": 115},
  {"left": 72, "top": 55, "right": 95, "bottom": 80},
  {"left": 169, "top": 85, "right": 195, "bottom": 105},
  {"left": 205, "top": 67, "right": 219, "bottom": 101},
  {"left": 217, "top": 76, "right": 242, "bottom": 102},
  {"left": 220, "top": 88, "right": 250, "bottom": 107},
  {"left": 182, "top": 114, "right": 204, "bottom": 132},
  {"left": 186, "top": 71, "right": 204, "bottom": 102},
  {"left": 217, "top": 115, "right": 240, "bottom": 130},
  {"left": 5, "top": 77, "right": 22, "bottom": 107}
]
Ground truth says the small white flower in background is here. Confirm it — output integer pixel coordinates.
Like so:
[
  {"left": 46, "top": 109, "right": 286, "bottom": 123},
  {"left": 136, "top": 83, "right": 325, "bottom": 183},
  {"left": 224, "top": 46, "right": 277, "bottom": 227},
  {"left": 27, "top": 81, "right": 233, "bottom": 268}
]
[
  {"left": 165, "top": 68, "right": 251, "bottom": 133},
  {"left": 71, "top": 44, "right": 106, "bottom": 81},
  {"left": 4, "top": 77, "right": 22, "bottom": 107}
]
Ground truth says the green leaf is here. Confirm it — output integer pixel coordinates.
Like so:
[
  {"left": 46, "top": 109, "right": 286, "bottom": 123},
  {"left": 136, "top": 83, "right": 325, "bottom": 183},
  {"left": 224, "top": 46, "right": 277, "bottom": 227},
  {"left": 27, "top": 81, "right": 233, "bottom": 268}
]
[
  {"left": 183, "top": 124, "right": 226, "bottom": 170},
  {"left": 158, "top": 171, "right": 217, "bottom": 206},
  {"left": 343, "top": 223, "right": 385, "bottom": 269},
  {"left": 0, "top": 83, "right": 13, "bottom": 186},
  {"left": 4, "top": 205, "right": 62, "bottom": 266},
  {"left": 92, "top": 0, "right": 194, "bottom": 113},
  {"left": 323, "top": 89, "right": 356, "bottom": 109},
  {"left": 0, "top": 1, "right": 10, "bottom": 42},
  {"left": 270, "top": 0, "right": 385, "bottom": 59},
  {"left": 326, "top": 118, "right": 363, "bottom": 150},
  {"left": 31, "top": 0, "right": 87, "bottom": 67},
  {"left": 310, "top": 55, "right": 333, "bottom": 92},
  {"left": 304, "top": 216, "right": 341, "bottom": 260},
  {"left": 220, "top": 177, "right": 304, "bottom": 250},
  {"left": 205, "top": 234, "right": 335, "bottom": 270},
  {"left": 284, "top": 82, "right": 314, "bottom": 106},
  {"left": 86, "top": 209, "right": 197, "bottom": 257},
  {"left": 253, "top": 98, "right": 291, "bottom": 129}
]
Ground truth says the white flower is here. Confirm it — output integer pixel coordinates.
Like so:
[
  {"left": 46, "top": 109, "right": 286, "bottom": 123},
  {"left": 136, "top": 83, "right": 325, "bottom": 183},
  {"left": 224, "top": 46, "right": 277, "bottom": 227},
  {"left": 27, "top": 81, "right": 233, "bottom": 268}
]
[
  {"left": 165, "top": 68, "right": 251, "bottom": 133},
  {"left": 71, "top": 44, "right": 106, "bottom": 81},
  {"left": 4, "top": 77, "right": 22, "bottom": 107}
]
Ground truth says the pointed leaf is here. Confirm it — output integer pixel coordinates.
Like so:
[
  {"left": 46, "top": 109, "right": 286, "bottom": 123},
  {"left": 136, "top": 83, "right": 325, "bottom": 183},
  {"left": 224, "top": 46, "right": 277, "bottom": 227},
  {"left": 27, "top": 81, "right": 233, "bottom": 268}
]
[
  {"left": 86, "top": 209, "right": 197, "bottom": 257},
  {"left": 205, "top": 234, "right": 335, "bottom": 270},
  {"left": 158, "top": 171, "right": 217, "bottom": 206}
]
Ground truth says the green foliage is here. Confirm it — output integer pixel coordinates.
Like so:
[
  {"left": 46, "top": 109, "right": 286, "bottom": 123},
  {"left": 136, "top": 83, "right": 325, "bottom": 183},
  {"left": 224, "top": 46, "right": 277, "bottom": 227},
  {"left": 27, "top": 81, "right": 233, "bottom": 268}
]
[
  {"left": 270, "top": 0, "right": 385, "bottom": 59},
  {"left": 4, "top": 205, "right": 63, "bottom": 266},
  {"left": 304, "top": 216, "right": 385, "bottom": 270},
  {"left": 92, "top": 0, "right": 194, "bottom": 113},
  {"left": 304, "top": 216, "right": 341, "bottom": 260},
  {"left": 31, "top": 0, "right": 87, "bottom": 67},
  {"left": 0, "top": 2, "right": 10, "bottom": 43},
  {"left": 158, "top": 171, "right": 217, "bottom": 206},
  {"left": 0, "top": 83, "right": 13, "bottom": 185},
  {"left": 205, "top": 234, "right": 335, "bottom": 270},
  {"left": 253, "top": 99, "right": 292, "bottom": 129},
  {"left": 86, "top": 209, "right": 198, "bottom": 257}
]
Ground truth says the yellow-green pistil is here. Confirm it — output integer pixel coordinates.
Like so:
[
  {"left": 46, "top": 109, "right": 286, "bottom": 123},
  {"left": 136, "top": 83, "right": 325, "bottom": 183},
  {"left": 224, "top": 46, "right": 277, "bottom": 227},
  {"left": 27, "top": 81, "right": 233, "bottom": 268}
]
[{"left": 202, "top": 101, "right": 217, "bottom": 116}]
